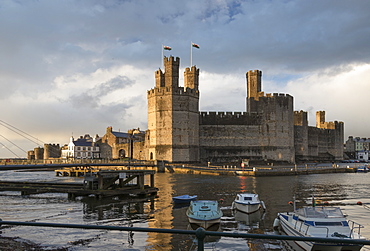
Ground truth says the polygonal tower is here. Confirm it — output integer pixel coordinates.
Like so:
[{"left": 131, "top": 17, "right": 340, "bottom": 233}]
[
  {"left": 147, "top": 56, "right": 200, "bottom": 162},
  {"left": 246, "top": 70, "right": 263, "bottom": 113}
]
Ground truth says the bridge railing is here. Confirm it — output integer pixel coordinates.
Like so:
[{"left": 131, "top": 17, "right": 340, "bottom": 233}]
[
  {"left": 0, "top": 158, "right": 155, "bottom": 166},
  {"left": 1, "top": 220, "right": 370, "bottom": 251}
]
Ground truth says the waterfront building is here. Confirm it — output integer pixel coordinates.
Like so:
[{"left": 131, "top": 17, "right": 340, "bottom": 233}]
[
  {"left": 98, "top": 126, "right": 146, "bottom": 160},
  {"left": 345, "top": 136, "right": 370, "bottom": 161},
  {"left": 61, "top": 134, "right": 100, "bottom": 159}
]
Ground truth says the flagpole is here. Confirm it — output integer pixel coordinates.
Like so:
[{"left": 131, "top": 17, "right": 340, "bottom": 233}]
[
  {"left": 161, "top": 44, "right": 164, "bottom": 70},
  {"left": 190, "top": 41, "right": 193, "bottom": 67}
]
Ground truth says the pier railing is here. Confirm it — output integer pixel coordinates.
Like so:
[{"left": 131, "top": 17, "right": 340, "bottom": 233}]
[{"left": 1, "top": 220, "right": 370, "bottom": 251}]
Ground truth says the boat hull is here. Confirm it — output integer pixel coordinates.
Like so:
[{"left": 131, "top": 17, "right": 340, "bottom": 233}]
[
  {"left": 172, "top": 195, "right": 197, "bottom": 203},
  {"left": 277, "top": 213, "right": 363, "bottom": 251},
  {"left": 187, "top": 217, "right": 221, "bottom": 230},
  {"left": 233, "top": 201, "right": 261, "bottom": 214}
]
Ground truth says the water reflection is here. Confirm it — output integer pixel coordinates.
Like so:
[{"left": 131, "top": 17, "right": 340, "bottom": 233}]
[
  {"left": 233, "top": 210, "right": 264, "bottom": 230},
  {"left": 81, "top": 196, "right": 155, "bottom": 221},
  {"left": 1, "top": 171, "right": 370, "bottom": 250}
]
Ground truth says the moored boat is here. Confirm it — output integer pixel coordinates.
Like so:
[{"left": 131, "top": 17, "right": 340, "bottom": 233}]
[
  {"left": 232, "top": 193, "right": 266, "bottom": 214},
  {"left": 172, "top": 194, "right": 197, "bottom": 203},
  {"left": 274, "top": 199, "right": 365, "bottom": 251},
  {"left": 357, "top": 165, "right": 369, "bottom": 173},
  {"left": 186, "top": 200, "right": 223, "bottom": 229}
]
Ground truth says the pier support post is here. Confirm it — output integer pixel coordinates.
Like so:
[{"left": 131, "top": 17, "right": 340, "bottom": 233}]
[
  {"left": 150, "top": 173, "right": 154, "bottom": 187},
  {"left": 68, "top": 193, "right": 76, "bottom": 200},
  {"left": 156, "top": 160, "right": 165, "bottom": 173}
]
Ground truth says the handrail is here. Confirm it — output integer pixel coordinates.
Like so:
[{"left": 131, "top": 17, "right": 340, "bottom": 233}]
[
  {"left": 298, "top": 220, "right": 346, "bottom": 238},
  {"left": 348, "top": 219, "right": 364, "bottom": 237},
  {"left": 1, "top": 220, "right": 370, "bottom": 251}
]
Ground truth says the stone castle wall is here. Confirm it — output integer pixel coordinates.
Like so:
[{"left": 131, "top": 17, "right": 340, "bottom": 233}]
[
  {"left": 199, "top": 93, "right": 295, "bottom": 163},
  {"left": 143, "top": 57, "right": 344, "bottom": 164},
  {"left": 294, "top": 110, "right": 344, "bottom": 161}
]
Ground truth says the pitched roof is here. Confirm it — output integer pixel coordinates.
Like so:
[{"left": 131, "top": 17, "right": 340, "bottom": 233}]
[
  {"left": 73, "top": 138, "right": 94, "bottom": 146},
  {"left": 112, "top": 131, "right": 130, "bottom": 138}
]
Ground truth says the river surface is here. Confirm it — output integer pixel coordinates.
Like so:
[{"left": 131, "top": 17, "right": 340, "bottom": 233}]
[{"left": 1, "top": 170, "right": 370, "bottom": 250}]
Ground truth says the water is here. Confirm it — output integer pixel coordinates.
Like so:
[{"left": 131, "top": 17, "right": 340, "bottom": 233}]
[{"left": 1, "top": 170, "right": 370, "bottom": 250}]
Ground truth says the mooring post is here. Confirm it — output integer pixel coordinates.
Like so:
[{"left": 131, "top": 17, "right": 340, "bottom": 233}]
[
  {"left": 150, "top": 173, "right": 154, "bottom": 187},
  {"left": 195, "top": 227, "right": 206, "bottom": 251}
]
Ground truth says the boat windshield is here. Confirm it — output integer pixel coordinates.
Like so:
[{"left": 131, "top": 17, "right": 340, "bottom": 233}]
[{"left": 296, "top": 207, "right": 344, "bottom": 218}]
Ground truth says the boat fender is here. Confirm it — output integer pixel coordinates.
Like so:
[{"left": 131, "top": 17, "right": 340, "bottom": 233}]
[{"left": 273, "top": 218, "right": 280, "bottom": 231}]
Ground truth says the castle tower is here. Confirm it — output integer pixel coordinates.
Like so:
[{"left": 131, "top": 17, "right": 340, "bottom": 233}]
[
  {"left": 246, "top": 70, "right": 263, "bottom": 113},
  {"left": 246, "top": 70, "right": 262, "bottom": 99},
  {"left": 316, "top": 111, "right": 325, "bottom": 128},
  {"left": 147, "top": 56, "right": 200, "bottom": 162},
  {"left": 184, "top": 66, "right": 199, "bottom": 90},
  {"left": 294, "top": 110, "right": 309, "bottom": 159}
]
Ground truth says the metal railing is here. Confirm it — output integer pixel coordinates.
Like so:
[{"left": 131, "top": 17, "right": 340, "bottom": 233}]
[{"left": 1, "top": 220, "right": 370, "bottom": 251}]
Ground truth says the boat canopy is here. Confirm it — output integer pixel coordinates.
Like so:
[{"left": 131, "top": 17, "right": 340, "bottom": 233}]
[
  {"left": 295, "top": 206, "right": 344, "bottom": 218},
  {"left": 237, "top": 193, "right": 259, "bottom": 201}
]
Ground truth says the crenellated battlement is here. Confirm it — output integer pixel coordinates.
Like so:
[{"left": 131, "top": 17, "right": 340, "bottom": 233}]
[
  {"left": 248, "top": 69, "right": 262, "bottom": 75},
  {"left": 264, "top": 93, "right": 293, "bottom": 98},
  {"left": 147, "top": 86, "right": 199, "bottom": 97},
  {"left": 294, "top": 110, "right": 308, "bottom": 126},
  {"left": 200, "top": 111, "right": 262, "bottom": 125},
  {"left": 164, "top": 56, "right": 180, "bottom": 65},
  {"left": 319, "top": 120, "right": 344, "bottom": 130},
  {"left": 184, "top": 66, "right": 199, "bottom": 74}
]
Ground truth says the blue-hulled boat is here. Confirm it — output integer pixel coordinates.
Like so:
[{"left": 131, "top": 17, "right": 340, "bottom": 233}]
[
  {"left": 357, "top": 165, "right": 369, "bottom": 173},
  {"left": 186, "top": 200, "right": 223, "bottom": 229},
  {"left": 172, "top": 194, "right": 197, "bottom": 203}
]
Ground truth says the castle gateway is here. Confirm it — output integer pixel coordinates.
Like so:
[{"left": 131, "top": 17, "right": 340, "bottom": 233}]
[{"left": 113, "top": 56, "right": 344, "bottom": 164}]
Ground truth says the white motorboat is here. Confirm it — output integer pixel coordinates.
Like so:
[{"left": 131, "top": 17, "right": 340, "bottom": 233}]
[
  {"left": 274, "top": 200, "right": 365, "bottom": 251},
  {"left": 186, "top": 200, "right": 223, "bottom": 229},
  {"left": 234, "top": 209, "right": 263, "bottom": 230},
  {"left": 232, "top": 193, "right": 266, "bottom": 214}
]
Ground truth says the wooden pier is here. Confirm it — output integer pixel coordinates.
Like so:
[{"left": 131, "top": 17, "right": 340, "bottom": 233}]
[
  {"left": 55, "top": 166, "right": 100, "bottom": 177},
  {"left": 0, "top": 170, "right": 158, "bottom": 199}
]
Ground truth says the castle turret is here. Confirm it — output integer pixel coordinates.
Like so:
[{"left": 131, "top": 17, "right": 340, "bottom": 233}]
[
  {"left": 147, "top": 56, "right": 200, "bottom": 162},
  {"left": 316, "top": 111, "right": 325, "bottom": 128},
  {"left": 184, "top": 66, "right": 199, "bottom": 90},
  {"left": 164, "top": 56, "right": 180, "bottom": 88},
  {"left": 247, "top": 70, "right": 262, "bottom": 99},
  {"left": 246, "top": 70, "right": 263, "bottom": 113}
]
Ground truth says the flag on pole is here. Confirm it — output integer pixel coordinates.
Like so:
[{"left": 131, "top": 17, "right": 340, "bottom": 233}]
[
  {"left": 163, "top": 45, "right": 172, "bottom": 50},
  {"left": 192, "top": 43, "right": 200, "bottom": 49}
]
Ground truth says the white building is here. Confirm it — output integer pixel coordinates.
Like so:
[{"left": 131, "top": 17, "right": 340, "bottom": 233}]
[
  {"left": 345, "top": 136, "right": 370, "bottom": 162},
  {"left": 61, "top": 134, "right": 100, "bottom": 159}
]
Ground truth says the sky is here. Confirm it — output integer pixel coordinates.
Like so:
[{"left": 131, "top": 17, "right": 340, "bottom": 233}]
[{"left": 0, "top": 0, "right": 370, "bottom": 158}]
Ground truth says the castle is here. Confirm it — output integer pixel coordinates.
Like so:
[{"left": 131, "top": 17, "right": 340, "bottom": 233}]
[
  {"left": 30, "top": 56, "right": 344, "bottom": 164},
  {"left": 114, "top": 56, "right": 344, "bottom": 164}
]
